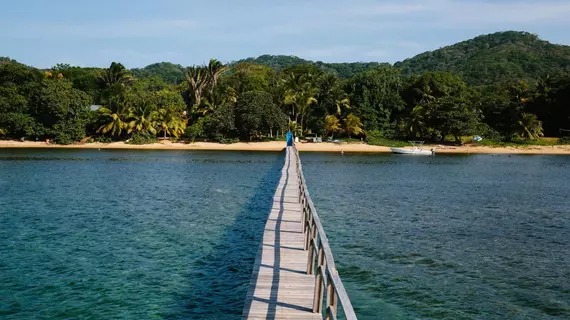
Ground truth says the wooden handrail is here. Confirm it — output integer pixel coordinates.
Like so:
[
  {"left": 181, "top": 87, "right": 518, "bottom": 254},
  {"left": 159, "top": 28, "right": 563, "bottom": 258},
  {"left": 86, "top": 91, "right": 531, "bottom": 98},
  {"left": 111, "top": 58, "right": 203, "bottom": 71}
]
[{"left": 290, "top": 145, "right": 357, "bottom": 320}]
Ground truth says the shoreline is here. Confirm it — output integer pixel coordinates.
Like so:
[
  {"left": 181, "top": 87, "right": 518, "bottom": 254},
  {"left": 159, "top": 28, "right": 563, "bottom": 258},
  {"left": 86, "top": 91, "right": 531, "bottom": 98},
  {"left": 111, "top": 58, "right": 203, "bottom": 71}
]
[{"left": 1, "top": 140, "right": 570, "bottom": 155}]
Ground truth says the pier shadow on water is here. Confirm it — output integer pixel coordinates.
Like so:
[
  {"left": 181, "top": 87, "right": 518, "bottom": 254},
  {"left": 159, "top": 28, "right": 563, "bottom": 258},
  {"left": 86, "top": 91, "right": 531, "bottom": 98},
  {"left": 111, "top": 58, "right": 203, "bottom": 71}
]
[{"left": 176, "top": 150, "right": 285, "bottom": 319}]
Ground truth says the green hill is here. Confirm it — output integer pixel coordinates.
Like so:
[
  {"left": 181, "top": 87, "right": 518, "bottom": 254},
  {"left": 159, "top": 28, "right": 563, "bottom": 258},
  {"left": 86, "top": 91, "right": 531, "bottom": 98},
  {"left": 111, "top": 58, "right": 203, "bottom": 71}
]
[
  {"left": 394, "top": 31, "right": 570, "bottom": 85},
  {"left": 236, "top": 54, "right": 385, "bottom": 78},
  {"left": 131, "top": 62, "right": 185, "bottom": 84}
]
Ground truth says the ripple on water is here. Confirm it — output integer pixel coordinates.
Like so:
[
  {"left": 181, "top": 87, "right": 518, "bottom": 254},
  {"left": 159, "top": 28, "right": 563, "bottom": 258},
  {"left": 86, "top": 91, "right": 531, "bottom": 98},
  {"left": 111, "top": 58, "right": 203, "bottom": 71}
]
[
  {"left": 0, "top": 149, "right": 283, "bottom": 319},
  {"left": 304, "top": 153, "right": 570, "bottom": 319}
]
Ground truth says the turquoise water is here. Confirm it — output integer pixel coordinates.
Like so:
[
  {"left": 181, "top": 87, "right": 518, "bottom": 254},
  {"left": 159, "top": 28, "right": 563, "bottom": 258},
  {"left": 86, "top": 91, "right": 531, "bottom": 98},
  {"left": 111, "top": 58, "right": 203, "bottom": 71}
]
[
  {"left": 302, "top": 153, "right": 570, "bottom": 319},
  {"left": 1, "top": 150, "right": 569, "bottom": 319},
  {"left": 0, "top": 149, "right": 283, "bottom": 319}
]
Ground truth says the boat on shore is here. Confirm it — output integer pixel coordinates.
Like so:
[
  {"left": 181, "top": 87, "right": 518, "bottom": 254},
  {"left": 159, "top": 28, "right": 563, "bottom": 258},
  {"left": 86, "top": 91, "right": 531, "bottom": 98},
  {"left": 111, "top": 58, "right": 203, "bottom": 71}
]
[{"left": 391, "top": 141, "right": 435, "bottom": 156}]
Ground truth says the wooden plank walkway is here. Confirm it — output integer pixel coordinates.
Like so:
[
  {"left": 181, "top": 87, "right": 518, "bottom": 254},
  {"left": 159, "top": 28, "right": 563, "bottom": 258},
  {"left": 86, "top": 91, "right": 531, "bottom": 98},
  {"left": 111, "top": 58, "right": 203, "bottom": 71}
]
[{"left": 243, "top": 147, "right": 321, "bottom": 320}]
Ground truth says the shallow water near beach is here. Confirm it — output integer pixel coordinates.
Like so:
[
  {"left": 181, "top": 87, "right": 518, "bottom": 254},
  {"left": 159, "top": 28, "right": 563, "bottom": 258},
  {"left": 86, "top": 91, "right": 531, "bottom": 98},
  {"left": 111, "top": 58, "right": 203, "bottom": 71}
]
[{"left": 1, "top": 149, "right": 569, "bottom": 319}]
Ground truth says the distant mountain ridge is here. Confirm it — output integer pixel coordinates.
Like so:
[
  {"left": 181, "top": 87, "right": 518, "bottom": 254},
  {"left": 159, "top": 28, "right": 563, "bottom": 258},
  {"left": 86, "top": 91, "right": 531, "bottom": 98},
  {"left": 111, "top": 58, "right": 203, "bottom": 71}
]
[
  {"left": 131, "top": 62, "right": 185, "bottom": 84},
  {"left": 235, "top": 54, "right": 387, "bottom": 78},
  {"left": 230, "top": 32, "right": 570, "bottom": 84},
  {"left": 5, "top": 31, "right": 569, "bottom": 85},
  {"left": 394, "top": 31, "right": 570, "bottom": 85}
]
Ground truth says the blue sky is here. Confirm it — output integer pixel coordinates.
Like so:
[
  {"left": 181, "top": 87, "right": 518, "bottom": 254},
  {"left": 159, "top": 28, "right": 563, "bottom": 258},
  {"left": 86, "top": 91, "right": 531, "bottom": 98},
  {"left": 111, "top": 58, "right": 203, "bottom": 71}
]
[{"left": 1, "top": 0, "right": 570, "bottom": 68}]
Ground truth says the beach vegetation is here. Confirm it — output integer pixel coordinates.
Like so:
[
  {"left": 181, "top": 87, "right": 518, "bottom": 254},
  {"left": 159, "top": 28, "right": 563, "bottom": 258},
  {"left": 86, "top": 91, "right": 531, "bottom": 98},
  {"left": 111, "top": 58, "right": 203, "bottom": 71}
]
[
  {"left": 126, "top": 132, "right": 157, "bottom": 145},
  {"left": 1, "top": 31, "right": 570, "bottom": 145},
  {"left": 344, "top": 113, "right": 364, "bottom": 139},
  {"left": 324, "top": 115, "right": 341, "bottom": 139}
]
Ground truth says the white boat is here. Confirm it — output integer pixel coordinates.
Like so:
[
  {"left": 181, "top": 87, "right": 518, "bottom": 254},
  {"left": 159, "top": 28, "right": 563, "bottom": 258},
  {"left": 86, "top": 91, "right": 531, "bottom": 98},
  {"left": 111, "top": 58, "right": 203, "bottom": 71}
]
[{"left": 391, "top": 141, "right": 435, "bottom": 156}]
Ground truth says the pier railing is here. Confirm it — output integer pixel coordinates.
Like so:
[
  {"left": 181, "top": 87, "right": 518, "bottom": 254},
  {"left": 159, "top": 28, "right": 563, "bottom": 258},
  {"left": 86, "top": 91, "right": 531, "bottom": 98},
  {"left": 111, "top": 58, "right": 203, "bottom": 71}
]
[{"left": 291, "top": 145, "right": 357, "bottom": 320}]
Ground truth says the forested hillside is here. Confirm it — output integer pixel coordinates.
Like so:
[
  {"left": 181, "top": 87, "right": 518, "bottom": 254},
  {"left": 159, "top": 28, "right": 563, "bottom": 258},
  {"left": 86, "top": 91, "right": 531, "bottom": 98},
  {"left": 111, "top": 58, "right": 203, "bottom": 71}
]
[
  {"left": 237, "top": 55, "right": 385, "bottom": 78},
  {"left": 395, "top": 31, "right": 570, "bottom": 85},
  {"left": 131, "top": 62, "right": 185, "bottom": 84},
  {"left": 1, "top": 31, "right": 569, "bottom": 145}
]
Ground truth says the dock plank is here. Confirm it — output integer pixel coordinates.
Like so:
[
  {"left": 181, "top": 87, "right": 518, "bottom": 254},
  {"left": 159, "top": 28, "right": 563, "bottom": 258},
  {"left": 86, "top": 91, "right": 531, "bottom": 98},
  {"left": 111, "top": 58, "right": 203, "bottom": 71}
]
[{"left": 242, "top": 147, "right": 320, "bottom": 320}]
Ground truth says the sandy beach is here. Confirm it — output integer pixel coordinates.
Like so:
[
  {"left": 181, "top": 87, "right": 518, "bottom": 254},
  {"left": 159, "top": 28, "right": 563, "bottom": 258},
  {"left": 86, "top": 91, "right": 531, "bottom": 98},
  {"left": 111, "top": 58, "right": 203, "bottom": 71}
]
[{"left": 1, "top": 140, "right": 570, "bottom": 154}]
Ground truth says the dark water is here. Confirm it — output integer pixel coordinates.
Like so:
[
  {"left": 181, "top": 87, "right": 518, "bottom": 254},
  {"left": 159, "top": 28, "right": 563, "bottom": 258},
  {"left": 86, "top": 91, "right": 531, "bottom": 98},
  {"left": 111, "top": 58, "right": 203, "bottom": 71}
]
[
  {"left": 0, "top": 149, "right": 283, "bottom": 319},
  {"left": 1, "top": 150, "right": 569, "bottom": 319},
  {"left": 302, "top": 153, "right": 570, "bottom": 319}
]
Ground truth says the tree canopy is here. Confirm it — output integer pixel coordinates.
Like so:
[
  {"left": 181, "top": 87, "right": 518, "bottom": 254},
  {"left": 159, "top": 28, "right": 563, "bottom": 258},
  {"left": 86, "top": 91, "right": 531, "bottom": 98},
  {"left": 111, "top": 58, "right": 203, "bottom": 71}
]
[
  {"left": 1, "top": 31, "right": 570, "bottom": 145},
  {"left": 395, "top": 31, "right": 570, "bottom": 86}
]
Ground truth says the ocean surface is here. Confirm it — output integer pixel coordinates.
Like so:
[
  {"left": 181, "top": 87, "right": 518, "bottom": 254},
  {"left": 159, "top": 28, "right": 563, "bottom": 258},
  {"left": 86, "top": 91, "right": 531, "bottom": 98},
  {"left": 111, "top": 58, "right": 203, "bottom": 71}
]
[
  {"left": 0, "top": 149, "right": 283, "bottom": 319},
  {"left": 302, "top": 152, "right": 570, "bottom": 319},
  {"left": 1, "top": 149, "right": 569, "bottom": 319}
]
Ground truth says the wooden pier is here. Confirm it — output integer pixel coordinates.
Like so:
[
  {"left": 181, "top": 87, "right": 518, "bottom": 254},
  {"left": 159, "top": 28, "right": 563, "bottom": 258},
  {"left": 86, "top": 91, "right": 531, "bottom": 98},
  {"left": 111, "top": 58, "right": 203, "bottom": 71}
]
[{"left": 242, "top": 146, "right": 356, "bottom": 320}]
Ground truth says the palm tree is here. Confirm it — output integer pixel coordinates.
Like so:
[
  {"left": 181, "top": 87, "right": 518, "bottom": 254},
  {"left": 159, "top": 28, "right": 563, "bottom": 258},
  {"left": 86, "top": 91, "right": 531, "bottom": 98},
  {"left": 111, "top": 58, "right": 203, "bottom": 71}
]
[
  {"left": 283, "top": 73, "right": 303, "bottom": 122},
  {"left": 297, "top": 89, "right": 318, "bottom": 132},
  {"left": 198, "top": 86, "right": 236, "bottom": 116},
  {"left": 344, "top": 113, "right": 364, "bottom": 139},
  {"left": 184, "top": 66, "right": 209, "bottom": 112},
  {"left": 206, "top": 59, "right": 227, "bottom": 93},
  {"left": 184, "top": 60, "right": 228, "bottom": 116},
  {"left": 157, "top": 105, "right": 187, "bottom": 138},
  {"left": 127, "top": 100, "right": 158, "bottom": 135},
  {"left": 97, "top": 99, "right": 129, "bottom": 137},
  {"left": 407, "top": 105, "right": 428, "bottom": 138},
  {"left": 324, "top": 115, "right": 341, "bottom": 139},
  {"left": 331, "top": 87, "right": 350, "bottom": 116},
  {"left": 414, "top": 82, "right": 435, "bottom": 105},
  {"left": 518, "top": 112, "right": 544, "bottom": 140},
  {"left": 100, "top": 62, "right": 131, "bottom": 88},
  {"left": 317, "top": 74, "right": 350, "bottom": 116},
  {"left": 283, "top": 73, "right": 318, "bottom": 133}
]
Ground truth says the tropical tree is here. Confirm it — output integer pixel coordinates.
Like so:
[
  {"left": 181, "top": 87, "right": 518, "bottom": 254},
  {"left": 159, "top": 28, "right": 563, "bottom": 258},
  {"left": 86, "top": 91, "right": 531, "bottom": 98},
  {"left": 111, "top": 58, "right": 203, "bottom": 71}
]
[
  {"left": 97, "top": 104, "right": 128, "bottom": 137},
  {"left": 225, "top": 62, "right": 274, "bottom": 94},
  {"left": 184, "top": 66, "right": 209, "bottom": 112},
  {"left": 283, "top": 73, "right": 318, "bottom": 133},
  {"left": 27, "top": 78, "right": 91, "bottom": 143},
  {"left": 157, "top": 105, "right": 186, "bottom": 138},
  {"left": 204, "top": 103, "right": 235, "bottom": 140},
  {"left": 198, "top": 86, "right": 236, "bottom": 116},
  {"left": 149, "top": 89, "right": 187, "bottom": 138},
  {"left": 235, "top": 91, "right": 278, "bottom": 140},
  {"left": 517, "top": 112, "right": 544, "bottom": 140},
  {"left": 403, "top": 72, "right": 466, "bottom": 111},
  {"left": 261, "top": 102, "right": 288, "bottom": 138},
  {"left": 344, "top": 113, "right": 364, "bottom": 139},
  {"left": 206, "top": 59, "right": 227, "bottom": 93},
  {"left": 346, "top": 66, "right": 404, "bottom": 134},
  {"left": 295, "top": 88, "right": 318, "bottom": 133},
  {"left": 324, "top": 114, "right": 341, "bottom": 138},
  {"left": 414, "top": 82, "right": 436, "bottom": 105},
  {"left": 97, "top": 96, "right": 130, "bottom": 137},
  {"left": 127, "top": 100, "right": 157, "bottom": 135},
  {"left": 184, "top": 59, "right": 228, "bottom": 116},
  {"left": 100, "top": 62, "right": 131, "bottom": 88},
  {"left": 317, "top": 74, "right": 350, "bottom": 116},
  {"left": 430, "top": 95, "right": 480, "bottom": 143},
  {"left": 406, "top": 105, "right": 429, "bottom": 138}
]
